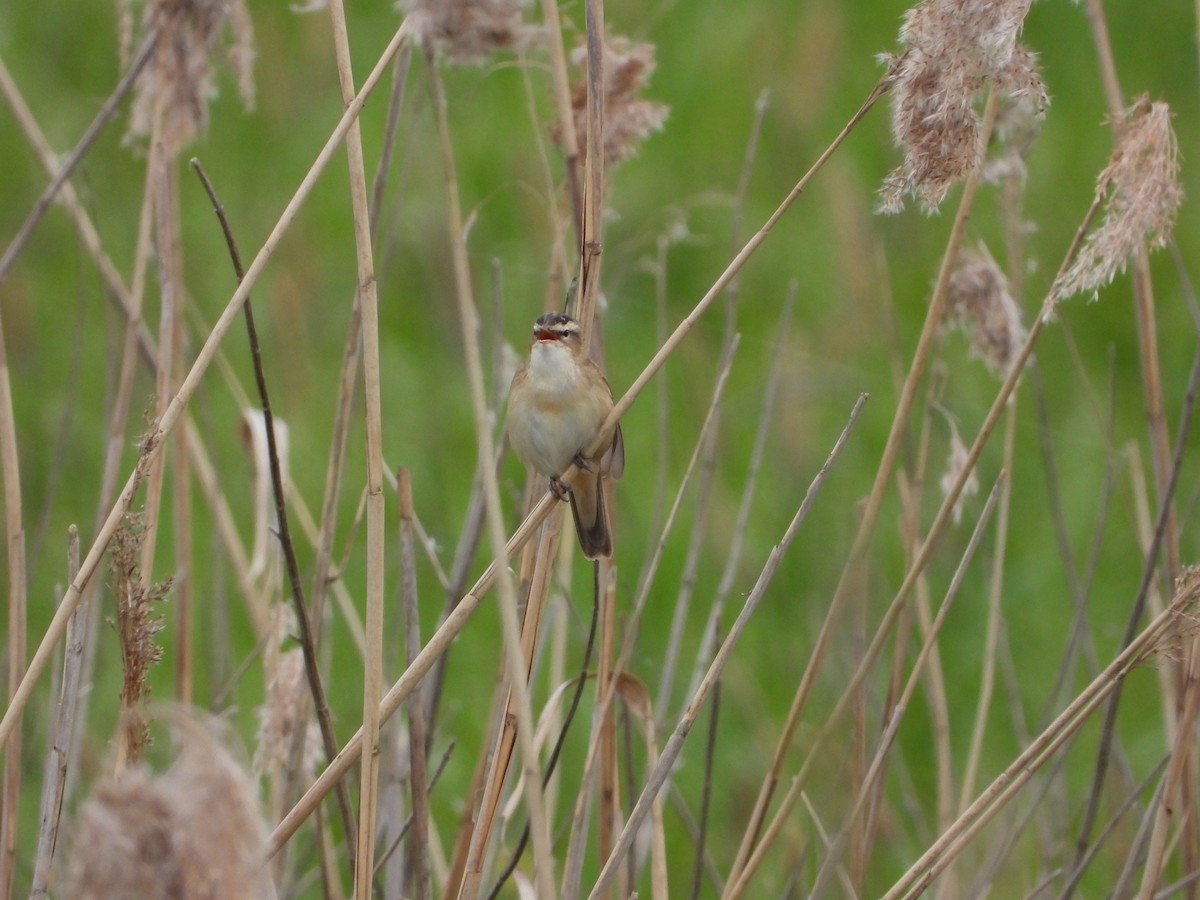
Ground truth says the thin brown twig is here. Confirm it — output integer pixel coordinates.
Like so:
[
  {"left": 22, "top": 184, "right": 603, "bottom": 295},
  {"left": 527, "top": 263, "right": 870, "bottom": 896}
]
[{"left": 190, "top": 159, "right": 359, "bottom": 866}]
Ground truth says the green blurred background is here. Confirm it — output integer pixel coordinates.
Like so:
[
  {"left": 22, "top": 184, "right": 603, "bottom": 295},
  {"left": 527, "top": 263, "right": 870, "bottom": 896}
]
[{"left": 2, "top": 0, "right": 1199, "bottom": 895}]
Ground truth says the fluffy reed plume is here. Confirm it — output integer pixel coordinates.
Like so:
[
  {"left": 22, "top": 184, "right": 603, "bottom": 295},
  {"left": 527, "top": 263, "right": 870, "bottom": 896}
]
[
  {"left": 940, "top": 422, "right": 980, "bottom": 525},
  {"left": 982, "top": 94, "right": 1042, "bottom": 186},
  {"left": 119, "top": 0, "right": 256, "bottom": 155},
  {"left": 65, "top": 712, "right": 273, "bottom": 899},
  {"left": 402, "top": 0, "right": 536, "bottom": 65},
  {"left": 879, "top": 0, "right": 1046, "bottom": 213},
  {"left": 254, "top": 609, "right": 321, "bottom": 782},
  {"left": 557, "top": 36, "right": 669, "bottom": 166},
  {"left": 1051, "top": 98, "right": 1183, "bottom": 304},
  {"left": 111, "top": 513, "right": 173, "bottom": 764},
  {"left": 944, "top": 242, "right": 1027, "bottom": 377}
]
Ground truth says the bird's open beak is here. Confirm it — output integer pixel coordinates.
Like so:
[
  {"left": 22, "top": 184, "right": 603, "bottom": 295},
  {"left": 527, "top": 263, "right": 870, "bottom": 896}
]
[{"left": 535, "top": 329, "right": 557, "bottom": 342}]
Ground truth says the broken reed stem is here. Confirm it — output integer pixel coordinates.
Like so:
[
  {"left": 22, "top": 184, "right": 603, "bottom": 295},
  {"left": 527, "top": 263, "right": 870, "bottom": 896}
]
[
  {"left": 397, "top": 470, "right": 431, "bottom": 900},
  {"left": 0, "top": 30, "right": 158, "bottom": 287},
  {"left": 423, "top": 41, "right": 556, "bottom": 900},
  {"left": 725, "top": 85, "right": 999, "bottom": 889},
  {"left": 572, "top": 0, "right": 604, "bottom": 340},
  {"left": 30, "top": 528, "right": 81, "bottom": 895},
  {"left": 322, "top": 0, "right": 388, "bottom": 891},
  {"left": 0, "top": 211, "right": 27, "bottom": 898},
  {"left": 585, "top": 394, "right": 867, "bottom": 900},
  {"left": 0, "top": 15, "right": 411, "bottom": 756},
  {"left": 268, "top": 69, "right": 890, "bottom": 864}
]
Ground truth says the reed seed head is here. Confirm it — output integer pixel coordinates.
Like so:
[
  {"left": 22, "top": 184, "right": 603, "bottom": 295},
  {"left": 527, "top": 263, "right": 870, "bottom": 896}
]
[
  {"left": 121, "top": 0, "right": 256, "bottom": 156},
  {"left": 67, "top": 713, "right": 271, "bottom": 899},
  {"left": 945, "top": 242, "right": 1027, "bottom": 378},
  {"left": 880, "top": 0, "right": 1046, "bottom": 213},
  {"left": 1051, "top": 98, "right": 1183, "bottom": 304},
  {"left": 404, "top": 0, "right": 536, "bottom": 65},
  {"left": 557, "top": 36, "right": 669, "bottom": 166}
]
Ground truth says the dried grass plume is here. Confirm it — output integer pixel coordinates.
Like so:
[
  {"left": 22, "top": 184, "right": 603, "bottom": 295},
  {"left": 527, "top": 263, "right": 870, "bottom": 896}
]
[
  {"left": 403, "top": 0, "right": 536, "bottom": 65},
  {"left": 880, "top": 0, "right": 1046, "bottom": 213},
  {"left": 557, "top": 36, "right": 670, "bottom": 167},
  {"left": 120, "top": 0, "right": 256, "bottom": 155},
  {"left": 944, "top": 242, "right": 1027, "bottom": 377},
  {"left": 66, "top": 711, "right": 273, "bottom": 899},
  {"left": 111, "top": 513, "right": 172, "bottom": 765},
  {"left": 1051, "top": 98, "right": 1183, "bottom": 305}
]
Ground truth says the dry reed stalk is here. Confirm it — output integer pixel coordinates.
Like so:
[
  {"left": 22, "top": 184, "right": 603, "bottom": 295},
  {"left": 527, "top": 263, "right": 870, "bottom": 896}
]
[
  {"left": 30, "top": 527, "right": 83, "bottom": 895},
  {"left": 1134, "top": 352, "right": 1200, "bottom": 898},
  {"left": 882, "top": 569, "right": 1200, "bottom": 899},
  {"left": 586, "top": 395, "right": 868, "bottom": 900},
  {"left": 728, "top": 178, "right": 1109, "bottom": 893},
  {"left": 138, "top": 151, "right": 180, "bottom": 583},
  {"left": 957, "top": 403, "right": 1017, "bottom": 810},
  {"left": 460, "top": 517, "right": 560, "bottom": 896},
  {"left": 539, "top": 0, "right": 583, "bottom": 237},
  {"left": 0, "top": 232, "right": 27, "bottom": 897},
  {"left": 397, "top": 469, "right": 432, "bottom": 900},
  {"left": 322, "top": 0, "right": 388, "bottom": 890},
  {"left": 898, "top": 427, "right": 955, "bottom": 850},
  {"left": 423, "top": 38, "right": 556, "bottom": 900},
  {"left": 0, "top": 16, "right": 411, "bottom": 755},
  {"left": 688, "top": 285, "right": 795, "bottom": 705},
  {"left": 724, "top": 86, "right": 1001, "bottom": 891},
  {"left": 572, "top": 0, "right": 605, "bottom": 340},
  {"left": 172, "top": 348, "right": 194, "bottom": 704}
]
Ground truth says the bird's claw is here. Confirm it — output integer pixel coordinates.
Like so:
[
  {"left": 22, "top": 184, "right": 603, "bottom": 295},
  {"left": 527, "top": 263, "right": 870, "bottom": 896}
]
[
  {"left": 572, "top": 451, "right": 597, "bottom": 474},
  {"left": 549, "top": 476, "right": 571, "bottom": 502}
]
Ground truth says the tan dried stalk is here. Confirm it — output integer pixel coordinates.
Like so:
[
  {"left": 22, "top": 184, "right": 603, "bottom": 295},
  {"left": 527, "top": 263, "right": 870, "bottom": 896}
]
[
  {"left": 0, "top": 214, "right": 27, "bottom": 897},
  {"left": 321, "top": 0, "right": 388, "bottom": 890},
  {"left": 423, "top": 39, "right": 556, "bottom": 900},
  {"left": 30, "top": 527, "right": 84, "bottom": 894}
]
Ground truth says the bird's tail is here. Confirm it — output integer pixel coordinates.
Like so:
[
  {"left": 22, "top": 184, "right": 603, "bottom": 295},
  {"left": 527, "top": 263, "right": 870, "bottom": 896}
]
[{"left": 569, "top": 470, "right": 611, "bottom": 559}]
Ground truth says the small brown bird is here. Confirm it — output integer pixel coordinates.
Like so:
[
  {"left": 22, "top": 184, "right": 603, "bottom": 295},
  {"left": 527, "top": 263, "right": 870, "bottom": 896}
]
[{"left": 507, "top": 312, "right": 624, "bottom": 558}]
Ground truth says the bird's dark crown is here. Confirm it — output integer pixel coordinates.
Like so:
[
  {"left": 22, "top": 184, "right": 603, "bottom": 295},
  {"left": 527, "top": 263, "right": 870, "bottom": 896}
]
[{"left": 533, "top": 312, "right": 580, "bottom": 338}]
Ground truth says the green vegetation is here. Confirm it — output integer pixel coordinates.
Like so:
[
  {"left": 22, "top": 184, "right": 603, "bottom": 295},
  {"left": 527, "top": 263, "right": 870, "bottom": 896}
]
[{"left": 1, "top": 0, "right": 1199, "bottom": 896}]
